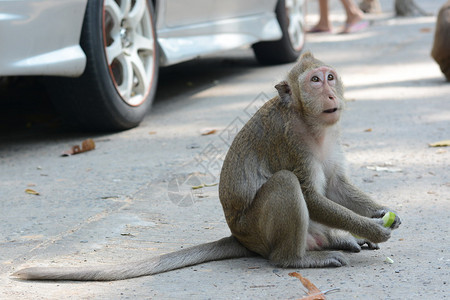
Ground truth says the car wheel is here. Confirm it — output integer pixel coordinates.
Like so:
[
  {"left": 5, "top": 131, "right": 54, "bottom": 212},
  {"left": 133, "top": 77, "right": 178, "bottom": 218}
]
[
  {"left": 253, "top": 0, "right": 306, "bottom": 64},
  {"left": 53, "top": 0, "right": 159, "bottom": 131}
]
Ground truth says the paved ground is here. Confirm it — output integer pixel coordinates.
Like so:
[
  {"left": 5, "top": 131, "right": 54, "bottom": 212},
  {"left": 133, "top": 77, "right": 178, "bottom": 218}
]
[{"left": 0, "top": 1, "right": 449, "bottom": 299}]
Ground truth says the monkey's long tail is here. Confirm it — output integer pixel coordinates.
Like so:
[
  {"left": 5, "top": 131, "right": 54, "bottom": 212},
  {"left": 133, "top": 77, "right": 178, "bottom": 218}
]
[{"left": 12, "top": 236, "right": 254, "bottom": 281}]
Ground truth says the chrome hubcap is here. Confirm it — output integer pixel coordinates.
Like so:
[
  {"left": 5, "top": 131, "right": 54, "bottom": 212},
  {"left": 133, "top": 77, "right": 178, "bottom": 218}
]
[
  {"left": 120, "top": 27, "right": 132, "bottom": 48},
  {"left": 104, "top": 0, "right": 156, "bottom": 106}
]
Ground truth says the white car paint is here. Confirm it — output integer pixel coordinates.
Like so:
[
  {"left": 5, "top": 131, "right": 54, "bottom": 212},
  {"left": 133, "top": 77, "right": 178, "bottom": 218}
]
[
  {"left": 0, "top": 0, "right": 88, "bottom": 77},
  {"left": 0, "top": 0, "right": 282, "bottom": 77}
]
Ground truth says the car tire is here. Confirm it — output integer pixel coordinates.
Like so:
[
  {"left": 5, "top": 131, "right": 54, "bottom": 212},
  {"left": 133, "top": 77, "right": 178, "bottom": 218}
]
[
  {"left": 52, "top": 0, "right": 159, "bottom": 131},
  {"left": 253, "top": 0, "right": 306, "bottom": 65}
]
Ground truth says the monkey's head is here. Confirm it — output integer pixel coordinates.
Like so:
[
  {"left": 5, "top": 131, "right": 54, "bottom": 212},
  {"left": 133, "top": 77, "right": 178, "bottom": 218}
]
[{"left": 276, "top": 52, "right": 345, "bottom": 126}]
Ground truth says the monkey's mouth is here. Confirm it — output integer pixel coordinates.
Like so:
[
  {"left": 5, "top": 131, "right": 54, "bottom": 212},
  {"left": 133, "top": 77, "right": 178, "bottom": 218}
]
[{"left": 323, "top": 108, "right": 338, "bottom": 113}]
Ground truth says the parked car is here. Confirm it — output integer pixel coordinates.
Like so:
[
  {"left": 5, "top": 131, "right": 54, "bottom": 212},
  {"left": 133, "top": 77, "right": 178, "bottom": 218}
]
[{"left": 0, "top": 0, "right": 306, "bottom": 131}]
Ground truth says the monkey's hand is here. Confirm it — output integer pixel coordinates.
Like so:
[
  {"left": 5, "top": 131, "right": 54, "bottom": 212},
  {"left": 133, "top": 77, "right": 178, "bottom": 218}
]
[
  {"left": 372, "top": 209, "right": 402, "bottom": 230},
  {"left": 388, "top": 214, "right": 401, "bottom": 229},
  {"left": 358, "top": 218, "right": 392, "bottom": 244}
]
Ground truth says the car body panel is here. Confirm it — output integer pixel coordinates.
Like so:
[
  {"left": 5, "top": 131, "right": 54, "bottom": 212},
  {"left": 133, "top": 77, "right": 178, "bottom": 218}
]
[
  {"left": 157, "top": 13, "right": 282, "bottom": 66},
  {"left": 0, "top": 0, "right": 88, "bottom": 77},
  {"left": 0, "top": 0, "right": 281, "bottom": 76},
  {"left": 156, "top": 0, "right": 281, "bottom": 65},
  {"left": 161, "top": 0, "right": 276, "bottom": 27}
]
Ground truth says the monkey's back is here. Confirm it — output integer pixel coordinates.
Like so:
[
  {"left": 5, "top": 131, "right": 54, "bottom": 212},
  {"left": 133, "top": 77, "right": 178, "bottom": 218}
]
[
  {"left": 431, "top": 1, "right": 450, "bottom": 80},
  {"left": 219, "top": 96, "right": 298, "bottom": 215}
]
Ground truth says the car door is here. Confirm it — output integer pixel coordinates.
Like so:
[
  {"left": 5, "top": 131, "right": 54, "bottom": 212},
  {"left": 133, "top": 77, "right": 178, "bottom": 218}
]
[{"left": 162, "top": 0, "right": 277, "bottom": 27}]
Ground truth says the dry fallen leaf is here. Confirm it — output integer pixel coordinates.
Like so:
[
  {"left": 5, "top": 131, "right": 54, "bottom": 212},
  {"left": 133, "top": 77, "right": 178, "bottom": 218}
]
[
  {"left": 149, "top": 131, "right": 157, "bottom": 135},
  {"left": 196, "top": 194, "right": 209, "bottom": 198},
  {"left": 429, "top": 140, "right": 450, "bottom": 147},
  {"left": 289, "top": 272, "right": 326, "bottom": 300},
  {"left": 201, "top": 129, "right": 218, "bottom": 136},
  {"left": 364, "top": 128, "right": 372, "bottom": 132},
  {"left": 249, "top": 285, "right": 276, "bottom": 288},
  {"left": 21, "top": 234, "right": 44, "bottom": 240},
  {"left": 191, "top": 183, "right": 218, "bottom": 190},
  {"left": 25, "top": 189, "right": 40, "bottom": 196},
  {"left": 120, "top": 233, "right": 135, "bottom": 237},
  {"left": 62, "top": 139, "right": 96, "bottom": 156}
]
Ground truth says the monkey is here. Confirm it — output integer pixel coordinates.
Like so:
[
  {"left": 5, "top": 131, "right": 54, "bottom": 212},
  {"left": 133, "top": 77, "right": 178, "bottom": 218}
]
[
  {"left": 395, "top": 0, "right": 429, "bottom": 17},
  {"left": 12, "top": 52, "right": 401, "bottom": 281},
  {"left": 431, "top": 0, "right": 450, "bottom": 81},
  {"left": 218, "top": 51, "right": 401, "bottom": 268}
]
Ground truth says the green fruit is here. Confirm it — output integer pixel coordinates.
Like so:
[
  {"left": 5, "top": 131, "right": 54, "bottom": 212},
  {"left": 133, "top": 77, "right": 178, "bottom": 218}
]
[{"left": 382, "top": 212, "right": 396, "bottom": 228}]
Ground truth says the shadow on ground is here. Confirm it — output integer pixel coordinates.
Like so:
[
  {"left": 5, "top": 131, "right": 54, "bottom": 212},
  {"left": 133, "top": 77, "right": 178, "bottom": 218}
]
[{"left": 0, "top": 52, "right": 259, "bottom": 142}]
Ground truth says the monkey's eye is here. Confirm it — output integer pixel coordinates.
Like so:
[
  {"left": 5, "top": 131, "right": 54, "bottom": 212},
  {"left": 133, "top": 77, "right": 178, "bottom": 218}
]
[
  {"left": 311, "top": 76, "right": 319, "bottom": 82},
  {"left": 327, "top": 74, "right": 334, "bottom": 81}
]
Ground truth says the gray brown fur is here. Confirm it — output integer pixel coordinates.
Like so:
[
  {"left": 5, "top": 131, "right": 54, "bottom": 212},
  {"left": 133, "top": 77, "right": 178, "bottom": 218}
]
[
  {"left": 13, "top": 237, "right": 252, "bottom": 281},
  {"left": 395, "top": 0, "right": 429, "bottom": 16},
  {"left": 12, "top": 52, "right": 401, "bottom": 281},
  {"left": 431, "top": 0, "right": 450, "bottom": 81}
]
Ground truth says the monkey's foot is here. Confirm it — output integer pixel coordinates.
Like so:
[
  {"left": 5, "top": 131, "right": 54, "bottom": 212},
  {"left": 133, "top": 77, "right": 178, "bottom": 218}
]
[
  {"left": 283, "top": 251, "right": 348, "bottom": 268},
  {"left": 356, "top": 239, "right": 380, "bottom": 250},
  {"left": 328, "top": 236, "right": 362, "bottom": 253}
]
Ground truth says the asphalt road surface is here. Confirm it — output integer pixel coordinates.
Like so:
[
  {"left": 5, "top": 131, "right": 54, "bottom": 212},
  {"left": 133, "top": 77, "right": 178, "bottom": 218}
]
[{"left": 1, "top": 1, "right": 449, "bottom": 299}]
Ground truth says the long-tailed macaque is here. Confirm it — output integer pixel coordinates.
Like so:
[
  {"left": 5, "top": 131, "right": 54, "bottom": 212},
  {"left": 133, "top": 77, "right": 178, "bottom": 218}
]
[
  {"left": 431, "top": 0, "right": 450, "bottom": 81},
  {"left": 12, "top": 52, "right": 401, "bottom": 281}
]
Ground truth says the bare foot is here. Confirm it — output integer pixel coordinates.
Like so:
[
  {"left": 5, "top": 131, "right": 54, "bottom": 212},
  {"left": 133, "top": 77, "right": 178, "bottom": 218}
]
[{"left": 346, "top": 12, "right": 364, "bottom": 27}]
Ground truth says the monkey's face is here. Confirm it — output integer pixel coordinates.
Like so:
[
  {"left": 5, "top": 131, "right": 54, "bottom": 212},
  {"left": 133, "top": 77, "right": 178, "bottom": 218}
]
[{"left": 301, "top": 66, "right": 343, "bottom": 125}]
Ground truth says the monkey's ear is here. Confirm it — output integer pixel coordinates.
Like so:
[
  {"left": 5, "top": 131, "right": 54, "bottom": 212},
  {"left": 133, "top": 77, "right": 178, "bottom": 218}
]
[
  {"left": 275, "top": 81, "right": 292, "bottom": 103},
  {"left": 300, "top": 51, "right": 314, "bottom": 61}
]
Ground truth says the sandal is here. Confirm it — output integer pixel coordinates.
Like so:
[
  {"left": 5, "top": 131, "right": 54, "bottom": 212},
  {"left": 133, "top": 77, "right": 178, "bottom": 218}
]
[{"left": 340, "top": 20, "right": 369, "bottom": 34}]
